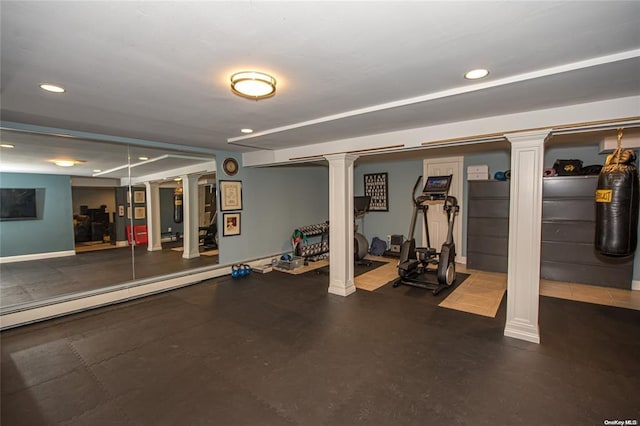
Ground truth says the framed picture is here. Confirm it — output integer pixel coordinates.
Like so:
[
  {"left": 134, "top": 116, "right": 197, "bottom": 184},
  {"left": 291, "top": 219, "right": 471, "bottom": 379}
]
[
  {"left": 118, "top": 205, "right": 125, "bottom": 217},
  {"left": 364, "top": 172, "right": 389, "bottom": 212},
  {"left": 134, "top": 207, "right": 146, "bottom": 219},
  {"left": 134, "top": 190, "right": 145, "bottom": 204},
  {"left": 223, "top": 212, "right": 241, "bottom": 236},
  {"left": 220, "top": 180, "right": 242, "bottom": 211}
]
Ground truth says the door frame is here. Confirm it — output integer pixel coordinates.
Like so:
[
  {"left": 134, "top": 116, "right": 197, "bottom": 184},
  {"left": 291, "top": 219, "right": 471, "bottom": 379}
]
[{"left": 423, "top": 156, "right": 464, "bottom": 263}]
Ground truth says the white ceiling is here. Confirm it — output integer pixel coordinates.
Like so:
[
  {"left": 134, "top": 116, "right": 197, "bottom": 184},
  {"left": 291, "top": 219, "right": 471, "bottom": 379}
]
[
  {"left": 1, "top": 1, "right": 639, "bottom": 173},
  {"left": 0, "top": 129, "right": 215, "bottom": 179}
]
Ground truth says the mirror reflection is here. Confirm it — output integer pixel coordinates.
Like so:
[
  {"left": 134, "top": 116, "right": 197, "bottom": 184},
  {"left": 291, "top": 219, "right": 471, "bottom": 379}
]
[{"left": 0, "top": 129, "right": 218, "bottom": 311}]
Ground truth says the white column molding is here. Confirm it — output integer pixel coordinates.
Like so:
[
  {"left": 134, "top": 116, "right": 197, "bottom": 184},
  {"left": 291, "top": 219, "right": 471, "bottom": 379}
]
[
  {"left": 503, "top": 129, "right": 551, "bottom": 344},
  {"left": 145, "top": 182, "right": 163, "bottom": 251},
  {"left": 324, "top": 153, "right": 358, "bottom": 297},
  {"left": 181, "top": 174, "right": 201, "bottom": 259}
]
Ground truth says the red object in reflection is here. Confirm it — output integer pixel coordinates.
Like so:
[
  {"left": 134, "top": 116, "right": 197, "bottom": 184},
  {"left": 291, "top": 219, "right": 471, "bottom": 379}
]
[{"left": 126, "top": 225, "right": 148, "bottom": 245}]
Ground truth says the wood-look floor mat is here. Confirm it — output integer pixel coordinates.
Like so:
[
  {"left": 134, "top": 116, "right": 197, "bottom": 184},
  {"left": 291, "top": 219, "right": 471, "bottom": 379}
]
[{"left": 438, "top": 272, "right": 507, "bottom": 318}]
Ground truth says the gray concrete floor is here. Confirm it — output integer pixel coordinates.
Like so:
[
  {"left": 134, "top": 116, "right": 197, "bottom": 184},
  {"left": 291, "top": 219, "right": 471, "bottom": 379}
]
[{"left": 1, "top": 269, "right": 639, "bottom": 425}]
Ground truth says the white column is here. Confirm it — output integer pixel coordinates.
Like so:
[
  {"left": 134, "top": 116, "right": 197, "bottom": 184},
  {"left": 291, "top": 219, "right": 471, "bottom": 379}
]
[
  {"left": 324, "top": 153, "right": 358, "bottom": 297},
  {"left": 504, "top": 129, "right": 550, "bottom": 344},
  {"left": 181, "top": 174, "right": 200, "bottom": 259},
  {"left": 145, "top": 182, "right": 162, "bottom": 251}
]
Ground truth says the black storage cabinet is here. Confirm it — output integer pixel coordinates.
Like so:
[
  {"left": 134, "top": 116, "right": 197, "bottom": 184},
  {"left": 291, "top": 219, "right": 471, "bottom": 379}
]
[
  {"left": 467, "top": 181, "right": 510, "bottom": 273},
  {"left": 466, "top": 177, "right": 634, "bottom": 289},
  {"left": 541, "top": 176, "right": 633, "bottom": 289}
]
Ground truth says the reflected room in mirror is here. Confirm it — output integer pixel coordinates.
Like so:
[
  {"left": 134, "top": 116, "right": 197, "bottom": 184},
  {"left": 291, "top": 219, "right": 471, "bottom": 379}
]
[{"left": 0, "top": 128, "right": 218, "bottom": 312}]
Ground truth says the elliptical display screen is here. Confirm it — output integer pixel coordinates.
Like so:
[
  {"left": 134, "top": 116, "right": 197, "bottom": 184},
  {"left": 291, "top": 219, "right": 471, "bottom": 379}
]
[{"left": 423, "top": 175, "right": 452, "bottom": 194}]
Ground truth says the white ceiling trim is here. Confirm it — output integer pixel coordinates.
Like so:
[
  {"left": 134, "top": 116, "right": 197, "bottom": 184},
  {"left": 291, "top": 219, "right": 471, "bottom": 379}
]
[
  {"left": 243, "top": 96, "right": 640, "bottom": 166},
  {"left": 229, "top": 49, "right": 640, "bottom": 149}
]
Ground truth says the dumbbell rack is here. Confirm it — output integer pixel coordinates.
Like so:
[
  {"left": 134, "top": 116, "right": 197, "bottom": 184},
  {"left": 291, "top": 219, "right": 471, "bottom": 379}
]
[{"left": 294, "top": 221, "right": 329, "bottom": 259}]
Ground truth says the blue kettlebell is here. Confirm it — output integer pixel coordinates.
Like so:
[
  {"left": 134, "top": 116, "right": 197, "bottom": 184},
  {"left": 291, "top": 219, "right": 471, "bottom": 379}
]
[
  {"left": 494, "top": 171, "right": 506, "bottom": 181},
  {"left": 231, "top": 264, "right": 240, "bottom": 278},
  {"left": 243, "top": 264, "right": 252, "bottom": 276}
]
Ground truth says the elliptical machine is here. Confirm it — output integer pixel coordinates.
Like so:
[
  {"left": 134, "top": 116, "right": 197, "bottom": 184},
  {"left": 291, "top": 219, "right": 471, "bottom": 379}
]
[{"left": 393, "top": 175, "right": 459, "bottom": 295}]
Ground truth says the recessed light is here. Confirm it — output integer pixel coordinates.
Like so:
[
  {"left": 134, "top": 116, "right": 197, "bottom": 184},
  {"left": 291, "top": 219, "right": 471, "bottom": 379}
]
[
  {"left": 138, "top": 156, "right": 149, "bottom": 161},
  {"left": 93, "top": 169, "right": 102, "bottom": 173},
  {"left": 0, "top": 143, "right": 15, "bottom": 148},
  {"left": 40, "top": 83, "right": 66, "bottom": 93},
  {"left": 464, "top": 69, "right": 490, "bottom": 80},
  {"left": 241, "top": 128, "right": 253, "bottom": 134},
  {"left": 54, "top": 160, "right": 75, "bottom": 167},
  {"left": 174, "top": 177, "right": 182, "bottom": 182}
]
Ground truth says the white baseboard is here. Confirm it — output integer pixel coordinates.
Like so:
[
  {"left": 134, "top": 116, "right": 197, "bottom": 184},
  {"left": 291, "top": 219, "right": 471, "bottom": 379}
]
[
  {"left": 632, "top": 280, "right": 640, "bottom": 291},
  {"left": 0, "top": 250, "right": 75, "bottom": 264},
  {"left": 457, "top": 255, "right": 467, "bottom": 265},
  {"left": 115, "top": 241, "right": 129, "bottom": 247}
]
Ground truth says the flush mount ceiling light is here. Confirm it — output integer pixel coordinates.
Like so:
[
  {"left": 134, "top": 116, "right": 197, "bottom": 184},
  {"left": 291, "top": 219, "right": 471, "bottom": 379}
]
[
  {"left": 39, "top": 83, "right": 66, "bottom": 93},
  {"left": 464, "top": 69, "right": 490, "bottom": 80},
  {"left": 54, "top": 160, "right": 76, "bottom": 167},
  {"left": 138, "top": 156, "right": 149, "bottom": 161},
  {"left": 240, "top": 128, "right": 253, "bottom": 134},
  {"left": 230, "top": 71, "right": 276, "bottom": 100},
  {"left": 0, "top": 143, "right": 15, "bottom": 148}
]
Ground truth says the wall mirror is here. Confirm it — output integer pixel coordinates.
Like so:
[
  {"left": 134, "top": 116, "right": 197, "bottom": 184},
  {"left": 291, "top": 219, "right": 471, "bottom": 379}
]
[{"left": 0, "top": 128, "right": 217, "bottom": 313}]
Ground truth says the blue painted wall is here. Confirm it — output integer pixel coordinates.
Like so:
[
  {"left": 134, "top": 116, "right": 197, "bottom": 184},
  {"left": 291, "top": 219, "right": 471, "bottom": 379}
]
[
  {"left": 0, "top": 173, "right": 75, "bottom": 257},
  {"left": 354, "top": 159, "right": 425, "bottom": 251},
  {"left": 215, "top": 152, "right": 329, "bottom": 265}
]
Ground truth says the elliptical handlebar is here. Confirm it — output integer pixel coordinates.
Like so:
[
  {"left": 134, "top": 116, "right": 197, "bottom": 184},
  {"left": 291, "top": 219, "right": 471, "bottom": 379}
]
[{"left": 411, "top": 175, "right": 423, "bottom": 205}]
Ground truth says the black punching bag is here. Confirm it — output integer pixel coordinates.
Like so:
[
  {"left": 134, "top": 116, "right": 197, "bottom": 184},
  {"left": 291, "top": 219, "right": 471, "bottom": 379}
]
[
  {"left": 595, "top": 130, "right": 639, "bottom": 256},
  {"left": 174, "top": 187, "right": 183, "bottom": 224}
]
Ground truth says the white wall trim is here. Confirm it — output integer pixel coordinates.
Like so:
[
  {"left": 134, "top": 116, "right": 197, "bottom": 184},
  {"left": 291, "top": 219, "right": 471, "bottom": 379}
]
[
  {"left": 457, "top": 256, "right": 467, "bottom": 265},
  {"left": 243, "top": 96, "right": 639, "bottom": 167},
  {"left": 0, "top": 254, "right": 278, "bottom": 330},
  {"left": 0, "top": 250, "right": 75, "bottom": 264},
  {"left": 632, "top": 280, "right": 640, "bottom": 291}
]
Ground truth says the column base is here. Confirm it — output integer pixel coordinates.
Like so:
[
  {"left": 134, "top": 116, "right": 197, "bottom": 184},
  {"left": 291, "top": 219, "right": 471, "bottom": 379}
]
[
  {"left": 182, "top": 252, "right": 200, "bottom": 260},
  {"left": 328, "top": 280, "right": 356, "bottom": 297},
  {"left": 504, "top": 320, "right": 540, "bottom": 344},
  {"left": 147, "top": 243, "right": 163, "bottom": 252}
]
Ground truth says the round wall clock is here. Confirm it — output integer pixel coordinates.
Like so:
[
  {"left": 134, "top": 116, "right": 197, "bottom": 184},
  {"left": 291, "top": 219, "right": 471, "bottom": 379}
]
[{"left": 222, "top": 157, "right": 239, "bottom": 176}]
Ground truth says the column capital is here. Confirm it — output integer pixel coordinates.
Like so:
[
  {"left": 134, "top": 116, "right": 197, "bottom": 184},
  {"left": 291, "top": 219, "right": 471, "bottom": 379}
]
[
  {"left": 323, "top": 153, "right": 359, "bottom": 164},
  {"left": 504, "top": 129, "right": 552, "bottom": 144}
]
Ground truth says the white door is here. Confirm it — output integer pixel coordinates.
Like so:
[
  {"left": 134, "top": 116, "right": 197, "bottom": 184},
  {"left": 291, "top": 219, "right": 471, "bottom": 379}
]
[{"left": 423, "top": 157, "right": 463, "bottom": 258}]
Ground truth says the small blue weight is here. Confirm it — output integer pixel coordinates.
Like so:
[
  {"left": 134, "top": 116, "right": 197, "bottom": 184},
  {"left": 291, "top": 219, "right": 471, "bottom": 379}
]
[
  {"left": 231, "top": 264, "right": 240, "bottom": 278},
  {"left": 494, "top": 171, "right": 506, "bottom": 181}
]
